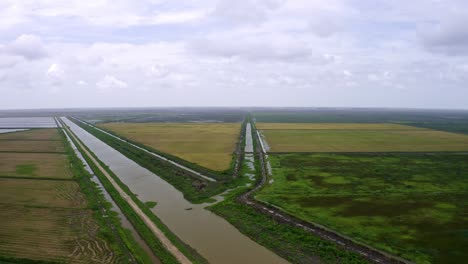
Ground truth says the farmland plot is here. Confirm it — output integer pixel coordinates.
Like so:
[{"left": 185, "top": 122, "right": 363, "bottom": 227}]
[
  {"left": 0, "top": 140, "right": 65, "bottom": 153},
  {"left": 99, "top": 122, "right": 241, "bottom": 171},
  {"left": 0, "top": 128, "right": 61, "bottom": 140},
  {"left": 257, "top": 123, "right": 468, "bottom": 152},
  {"left": 0, "top": 152, "right": 72, "bottom": 179},
  {"left": 0, "top": 128, "right": 120, "bottom": 263}
]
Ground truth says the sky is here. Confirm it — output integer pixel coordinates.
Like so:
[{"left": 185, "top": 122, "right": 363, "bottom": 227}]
[{"left": 0, "top": 0, "right": 467, "bottom": 110}]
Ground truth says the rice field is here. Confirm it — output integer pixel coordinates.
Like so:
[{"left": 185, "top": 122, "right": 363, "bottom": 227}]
[
  {"left": 99, "top": 122, "right": 241, "bottom": 171},
  {"left": 257, "top": 123, "right": 468, "bottom": 152},
  {"left": 0, "top": 205, "right": 118, "bottom": 263},
  {"left": 0, "top": 128, "right": 61, "bottom": 140},
  {"left": 0, "top": 178, "right": 86, "bottom": 208},
  {"left": 0, "top": 128, "right": 119, "bottom": 263},
  {"left": 0, "top": 152, "right": 72, "bottom": 179},
  {"left": 0, "top": 140, "right": 65, "bottom": 153}
]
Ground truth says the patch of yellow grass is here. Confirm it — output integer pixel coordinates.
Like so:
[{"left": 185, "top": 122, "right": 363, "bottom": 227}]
[
  {"left": 259, "top": 123, "right": 468, "bottom": 152},
  {"left": 99, "top": 122, "right": 241, "bottom": 171},
  {"left": 256, "top": 123, "right": 425, "bottom": 130}
]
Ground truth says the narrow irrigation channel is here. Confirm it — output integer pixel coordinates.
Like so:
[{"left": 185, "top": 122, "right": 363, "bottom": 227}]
[
  {"left": 62, "top": 117, "right": 288, "bottom": 264},
  {"left": 57, "top": 118, "right": 161, "bottom": 264},
  {"left": 239, "top": 122, "right": 412, "bottom": 264}
]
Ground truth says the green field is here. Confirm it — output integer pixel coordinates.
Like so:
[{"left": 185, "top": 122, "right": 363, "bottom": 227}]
[
  {"left": 99, "top": 122, "right": 241, "bottom": 171},
  {"left": 256, "top": 153, "right": 468, "bottom": 263},
  {"left": 258, "top": 123, "right": 468, "bottom": 152}
]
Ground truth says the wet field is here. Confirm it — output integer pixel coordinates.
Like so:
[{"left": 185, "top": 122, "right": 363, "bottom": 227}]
[{"left": 0, "top": 117, "right": 57, "bottom": 128}]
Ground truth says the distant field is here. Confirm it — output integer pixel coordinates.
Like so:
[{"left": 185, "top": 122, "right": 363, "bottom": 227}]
[
  {"left": 257, "top": 153, "right": 468, "bottom": 263},
  {"left": 256, "top": 123, "right": 425, "bottom": 130},
  {"left": 0, "top": 128, "right": 60, "bottom": 140},
  {"left": 0, "top": 152, "right": 72, "bottom": 179},
  {"left": 0, "top": 128, "right": 118, "bottom": 263},
  {"left": 257, "top": 123, "right": 468, "bottom": 152},
  {"left": 99, "top": 122, "right": 241, "bottom": 171}
]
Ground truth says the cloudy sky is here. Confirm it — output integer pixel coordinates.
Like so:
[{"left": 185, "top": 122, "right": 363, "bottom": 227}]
[{"left": 1, "top": 0, "right": 467, "bottom": 109}]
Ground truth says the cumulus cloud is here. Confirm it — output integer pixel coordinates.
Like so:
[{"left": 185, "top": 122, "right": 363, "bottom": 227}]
[
  {"left": 1, "top": 0, "right": 468, "bottom": 109},
  {"left": 421, "top": 17, "right": 468, "bottom": 55},
  {"left": 46, "top": 63, "right": 65, "bottom": 85},
  {"left": 96, "top": 75, "right": 128, "bottom": 91},
  {"left": 191, "top": 32, "right": 311, "bottom": 61},
  {"left": 3, "top": 34, "right": 47, "bottom": 60},
  {"left": 212, "top": 0, "right": 284, "bottom": 26}
]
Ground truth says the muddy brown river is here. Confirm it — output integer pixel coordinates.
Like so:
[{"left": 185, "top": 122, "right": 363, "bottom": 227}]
[{"left": 62, "top": 117, "right": 288, "bottom": 264}]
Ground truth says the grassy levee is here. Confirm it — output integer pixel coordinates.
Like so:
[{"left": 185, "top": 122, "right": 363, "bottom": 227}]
[
  {"left": 58, "top": 128, "right": 153, "bottom": 264},
  {"left": 64, "top": 122, "right": 208, "bottom": 264},
  {"left": 72, "top": 118, "right": 245, "bottom": 203},
  {"left": 208, "top": 117, "right": 368, "bottom": 264}
]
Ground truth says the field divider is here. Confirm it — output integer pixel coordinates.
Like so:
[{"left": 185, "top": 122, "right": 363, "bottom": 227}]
[
  {"left": 0, "top": 175, "right": 74, "bottom": 181},
  {"left": 71, "top": 117, "right": 217, "bottom": 183},
  {"left": 59, "top": 117, "right": 193, "bottom": 264}
]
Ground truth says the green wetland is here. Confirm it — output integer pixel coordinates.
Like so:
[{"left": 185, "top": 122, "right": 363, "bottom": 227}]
[{"left": 256, "top": 153, "right": 468, "bottom": 263}]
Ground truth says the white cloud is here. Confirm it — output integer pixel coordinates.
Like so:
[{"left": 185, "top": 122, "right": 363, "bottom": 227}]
[
  {"left": 212, "top": 0, "right": 284, "bottom": 26},
  {"left": 0, "top": 0, "right": 468, "bottom": 109},
  {"left": 96, "top": 75, "right": 128, "bottom": 91},
  {"left": 46, "top": 63, "right": 65, "bottom": 85},
  {"left": 150, "top": 10, "right": 208, "bottom": 25},
  {"left": 3, "top": 34, "right": 47, "bottom": 60}
]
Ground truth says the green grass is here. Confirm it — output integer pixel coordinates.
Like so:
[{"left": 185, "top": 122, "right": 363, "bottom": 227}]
[
  {"left": 256, "top": 153, "right": 468, "bottom": 263},
  {"left": 14, "top": 164, "right": 37, "bottom": 175},
  {"left": 258, "top": 123, "right": 468, "bottom": 152}
]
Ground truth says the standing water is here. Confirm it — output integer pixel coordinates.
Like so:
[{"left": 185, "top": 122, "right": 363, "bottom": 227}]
[
  {"left": 62, "top": 117, "right": 288, "bottom": 264},
  {"left": 60, "top": 120, "right": 161, "bottom": 264}
]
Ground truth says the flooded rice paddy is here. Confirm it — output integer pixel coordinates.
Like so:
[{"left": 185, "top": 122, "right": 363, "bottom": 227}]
[
  {"left": 0, "top": 129, "right": 28, "bottom": 134},
  {"left": 0, "top": 117, "right": 57, "bottom": 128}
]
